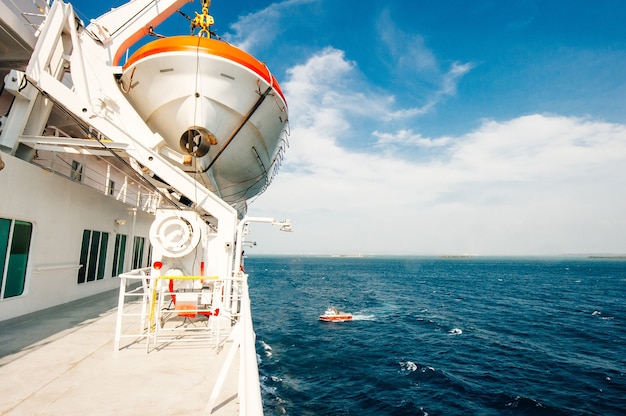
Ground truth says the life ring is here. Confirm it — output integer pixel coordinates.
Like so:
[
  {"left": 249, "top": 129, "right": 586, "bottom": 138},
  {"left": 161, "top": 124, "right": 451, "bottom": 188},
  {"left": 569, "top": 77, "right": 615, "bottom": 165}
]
[{"left": 149, "top": 211, "right": 201, "bottom": 258}]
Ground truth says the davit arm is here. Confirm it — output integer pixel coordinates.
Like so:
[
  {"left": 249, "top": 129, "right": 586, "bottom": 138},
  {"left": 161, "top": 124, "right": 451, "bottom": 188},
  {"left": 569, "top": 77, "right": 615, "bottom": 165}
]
[{"left": 86, "top": 0, "right": 193, "bottom": 66}]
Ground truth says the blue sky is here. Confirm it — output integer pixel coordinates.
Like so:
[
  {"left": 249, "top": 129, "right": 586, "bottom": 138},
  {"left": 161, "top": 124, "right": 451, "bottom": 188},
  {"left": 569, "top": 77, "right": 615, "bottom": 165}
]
[{"left": 72, "top": 0, "right": 626, "bottom": 255}]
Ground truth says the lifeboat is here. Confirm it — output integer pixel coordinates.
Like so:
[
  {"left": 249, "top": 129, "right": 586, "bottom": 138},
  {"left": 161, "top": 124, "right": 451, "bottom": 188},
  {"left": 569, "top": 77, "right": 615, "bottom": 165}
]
[
  {"left": 119, "top": 35, "right": 288, "bottom": 206},
  {"left": 319, "top": 307, "right": 353, "bottom": 322}
]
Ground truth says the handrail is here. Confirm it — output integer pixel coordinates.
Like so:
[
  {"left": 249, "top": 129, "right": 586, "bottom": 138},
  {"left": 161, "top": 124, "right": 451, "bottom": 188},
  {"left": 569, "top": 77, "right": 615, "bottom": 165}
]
[
  {"left": 206, "top": 273, "right": 263, "bottom": 415},
  {"left": 118, "top": 267, "right": 152, "bottom": 277},
  {"left": 33, "top": 263, "right": 82, "bottom": 272},
  {"left": 114, "top": 267, "right": 152, "bottom": 351},
  {"left": 238, "top": 273, "right": 263, "bottom": 415},
  {"left": 29, "top": 150, "right": 166, "bottom": 213}
]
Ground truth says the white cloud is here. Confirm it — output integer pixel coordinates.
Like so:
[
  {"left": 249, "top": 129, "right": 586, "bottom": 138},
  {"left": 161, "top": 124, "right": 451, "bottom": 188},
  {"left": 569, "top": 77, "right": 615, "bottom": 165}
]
[
  {"left": 448, "top": 114, "right": 626, "bottom": 182},
  {"left": 375, "top": 9, "right": 474, "bottom": 115},
  {"left": 223, "top": 0, "right": 315, "bottom": 53},
  {"left": 246, "top": 47, "right": 626, "bottom": 256},
  {"left": 373, "top": 129, "right": 453, "bottom": 148},
  {"left": 377, "top": 9, "right": 437, "bottom": 74},
  {"left": 441, "top": 61, "right": 474, "bottom": 95}
]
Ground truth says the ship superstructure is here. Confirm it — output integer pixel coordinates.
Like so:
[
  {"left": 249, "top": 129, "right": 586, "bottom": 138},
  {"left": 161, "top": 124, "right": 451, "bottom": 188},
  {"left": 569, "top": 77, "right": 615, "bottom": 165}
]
[{"left": 0, "top": 0, "right": 290, "bottom": 413}]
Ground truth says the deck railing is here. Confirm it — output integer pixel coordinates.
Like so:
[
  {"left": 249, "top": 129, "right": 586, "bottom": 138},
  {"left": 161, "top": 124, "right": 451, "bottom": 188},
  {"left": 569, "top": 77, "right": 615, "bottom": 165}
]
[
  {"left": 238, "top": 274, "right": 264, "bottom": 415},
  {"left": 30, "top": 149, "right": 165, "bottom": 213},
  {"left": 114, "top": 271, "right": 241, "bottom": 350},
  {"left": 115, "top": 269, "right": 264, "bottom": 415}
]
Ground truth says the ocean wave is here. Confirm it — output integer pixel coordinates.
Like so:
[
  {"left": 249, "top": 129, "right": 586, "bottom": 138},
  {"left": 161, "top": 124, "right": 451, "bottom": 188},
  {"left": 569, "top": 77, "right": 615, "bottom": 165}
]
[
  {"left": 352, "top": 314, "right": 376, "bottom": 321},
  {"left": 399, "top": 361, "right": 436, "bottom": 375},
  {"left": 259, "top": 377, "right": 287, "bottom": 416},
  {"left": 591, "top": 310, "right": 615, "bottom": 320},
  {"left": 400, "top": 361, "right": 418, "bottom": 372},
  {"left": 260, "top": 340, "right": 273, "bottom": 358},
  {"left": 504, "top": 395, "right": 546, "bottom": 409},
  {"left": 493, "top": 393, "right": 571, "bottom": 415}
]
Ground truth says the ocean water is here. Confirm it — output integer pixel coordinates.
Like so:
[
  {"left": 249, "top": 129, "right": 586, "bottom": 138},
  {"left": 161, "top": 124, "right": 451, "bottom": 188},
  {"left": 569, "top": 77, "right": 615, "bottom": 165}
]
[{"left": 246, "top": 256, "right": 626, "bottom": 415}]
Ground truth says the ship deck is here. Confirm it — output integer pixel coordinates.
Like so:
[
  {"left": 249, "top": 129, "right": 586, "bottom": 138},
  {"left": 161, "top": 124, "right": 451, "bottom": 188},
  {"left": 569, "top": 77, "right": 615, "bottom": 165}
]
[{"left": 0, "top": 288, "right": 239, "bottom": 415}]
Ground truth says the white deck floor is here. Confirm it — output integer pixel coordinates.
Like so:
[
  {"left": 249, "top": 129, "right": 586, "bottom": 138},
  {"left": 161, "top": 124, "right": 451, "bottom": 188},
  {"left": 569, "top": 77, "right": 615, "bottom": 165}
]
[{"left": 0, "top": 289, "right": 240, "bottom": 415}]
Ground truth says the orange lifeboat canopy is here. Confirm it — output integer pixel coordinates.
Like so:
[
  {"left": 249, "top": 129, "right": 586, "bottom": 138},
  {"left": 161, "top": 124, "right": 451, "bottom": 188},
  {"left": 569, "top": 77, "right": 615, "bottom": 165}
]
[{"left": 122, "top": 36, "right": 286, "bottom": 104}]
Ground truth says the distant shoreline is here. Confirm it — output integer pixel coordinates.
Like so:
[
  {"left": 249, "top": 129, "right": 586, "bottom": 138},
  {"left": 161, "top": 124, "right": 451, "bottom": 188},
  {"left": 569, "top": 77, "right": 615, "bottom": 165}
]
[{"left": 247, "top": 253, "right": 626, "bottom": 259}]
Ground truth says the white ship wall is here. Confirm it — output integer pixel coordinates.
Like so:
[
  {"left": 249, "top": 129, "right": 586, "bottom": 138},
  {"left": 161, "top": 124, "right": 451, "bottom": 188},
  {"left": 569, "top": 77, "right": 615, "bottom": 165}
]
[{"left": 0, "top": 155, "right": 154, "bottom": 321}]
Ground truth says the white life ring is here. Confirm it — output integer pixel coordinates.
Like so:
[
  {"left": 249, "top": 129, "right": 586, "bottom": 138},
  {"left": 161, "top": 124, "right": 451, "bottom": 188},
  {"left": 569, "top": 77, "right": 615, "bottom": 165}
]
[{"left": 149, "top": 212, "right": 201, "bottom": 258}]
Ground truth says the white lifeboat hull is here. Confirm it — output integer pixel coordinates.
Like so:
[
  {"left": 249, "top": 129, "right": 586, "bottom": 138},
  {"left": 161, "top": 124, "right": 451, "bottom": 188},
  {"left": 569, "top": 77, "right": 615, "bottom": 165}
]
[{"left": 119, "top": 36, "right": 288, "bottom": 205}]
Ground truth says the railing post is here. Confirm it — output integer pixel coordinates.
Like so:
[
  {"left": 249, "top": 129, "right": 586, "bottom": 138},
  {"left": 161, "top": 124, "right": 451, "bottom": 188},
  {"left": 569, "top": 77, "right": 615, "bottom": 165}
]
[{"left": 113, "top": 274, "right": 127, "bottom": 351}]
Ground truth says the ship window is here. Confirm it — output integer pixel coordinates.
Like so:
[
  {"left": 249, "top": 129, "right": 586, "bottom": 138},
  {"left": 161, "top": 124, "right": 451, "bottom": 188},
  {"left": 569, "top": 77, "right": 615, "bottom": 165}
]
[
  {"left": 0, "top": 218, "right": 33, "bottom": 299},
  {"left": 108, "top": 180, "right": 115, "bottom": 196},
  {"left": 77, "top": 230, "right": 109, "bottom": 284},
  {"left": 71, "top": 160, "right": 83, "bottom": 182},
  {"left": 145, "top": 244, "right": 153, "bottom": 268},
  {"left": 112, "top": 234, "right": 127, "bottom": 276},
  {"left": 132, "top": 236, "right": 145, "bottom": 269},
  {"left": 97, "top": 233, "right": 108, "bottom": 280}
]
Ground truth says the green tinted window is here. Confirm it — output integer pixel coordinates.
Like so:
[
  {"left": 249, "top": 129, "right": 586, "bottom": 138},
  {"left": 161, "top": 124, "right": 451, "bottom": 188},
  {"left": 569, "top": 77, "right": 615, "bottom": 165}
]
[
  {"left": 97, "top": 233, "right": 108, "bottom": 280},
  {"left": 86, "top": 231, "right": 100, "bottom": 282},
  {"left": 77, "top": 230, "right": 90, "bottom": 283},
  {"left": 78, "top": 230, "right": 109, "bottom": 284},
  {"left": 1, "top": 219, "right": 33, "bottom": 299},
  {"left": 132, "top": 236, "right": 145, "bottom": 269},
  {"left": 113, "top": 234, "right": 127, "bottom": 276},
  {"left": 0, "top": 218, "right": 11, "bottom": 295}
]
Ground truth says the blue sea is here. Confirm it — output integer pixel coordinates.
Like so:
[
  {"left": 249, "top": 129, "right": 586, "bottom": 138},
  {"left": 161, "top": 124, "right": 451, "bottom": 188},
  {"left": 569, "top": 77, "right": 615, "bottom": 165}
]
[{"left": 246, "top": 256, "right": 626, "bottom": 415}]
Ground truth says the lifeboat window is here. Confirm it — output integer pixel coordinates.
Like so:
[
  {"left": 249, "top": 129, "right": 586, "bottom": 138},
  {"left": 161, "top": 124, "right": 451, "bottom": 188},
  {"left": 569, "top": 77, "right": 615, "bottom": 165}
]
[
  {"left": 77, "top": 230, "right": 109, "bottom": 284},
  {"left": 112, "top": 234, "right": 127, "bottom": 276},
  {"left": 0, "top": 218, "right": 33, "bottom": 299}
]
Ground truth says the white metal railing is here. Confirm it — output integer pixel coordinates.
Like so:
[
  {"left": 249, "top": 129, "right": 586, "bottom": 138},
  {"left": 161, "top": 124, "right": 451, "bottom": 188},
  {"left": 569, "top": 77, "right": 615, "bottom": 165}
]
[
  {"left": 115, "top": 270, "right": 263, "bottom": 415},
  {"left": 114, "top": 267, "right": 152, "bottom": 350},
  {"left": 4, "top": 0, "right": 50, "bottom": 34},
  {"left": 206, "top": 273, "right": 263, "bottom": 416},
  {"left": 30, "top": 149, "right": 164, "bottom": 213},
  {"left": 114, "top": 271, "right": 242, "bottom": 351},
  {"left": 238, "top": 274, "right": 264, "bottom": 415},
  {"left": 146, "top": 275, "right": 236, "bottom": 350}
]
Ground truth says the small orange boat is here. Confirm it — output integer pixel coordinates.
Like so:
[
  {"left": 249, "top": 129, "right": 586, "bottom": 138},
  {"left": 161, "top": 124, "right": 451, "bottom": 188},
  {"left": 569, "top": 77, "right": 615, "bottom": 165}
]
[{"left": 319, "top": 307, "right": 353, "bottom": 322}]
